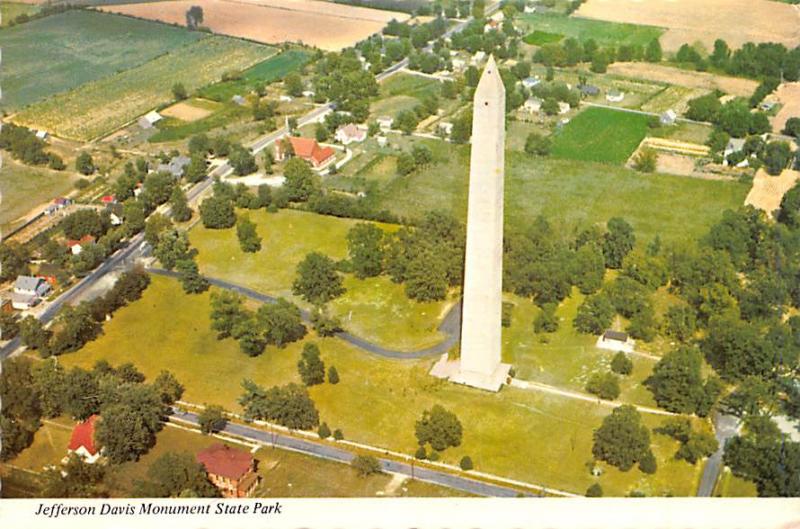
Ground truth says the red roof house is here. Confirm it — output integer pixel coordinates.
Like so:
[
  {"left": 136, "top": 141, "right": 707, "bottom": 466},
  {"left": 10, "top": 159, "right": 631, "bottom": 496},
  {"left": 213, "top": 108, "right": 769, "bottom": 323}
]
[
  {"left": 101, "top": 195, "right": 116, "bottom": 205},
  {"left": 67, "top": 414, "right": 102, "bottom": 463},
  {"left": 65, "top": 234, "right": 96, "bottom": 255},
  {"left": 197, "top": 443, "right": 259, "bottom": 498},
  {"left": 276, "top": 136, "right": 335, "bottom": 168}
]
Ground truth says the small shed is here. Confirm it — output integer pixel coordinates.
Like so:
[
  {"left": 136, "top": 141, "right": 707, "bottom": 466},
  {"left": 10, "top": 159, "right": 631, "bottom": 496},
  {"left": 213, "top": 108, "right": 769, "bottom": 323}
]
[
  {"left": 232, "top": 95, "right": 246, "bottom": 106},
  {"left": 596, "top": 330, "right": 635, "bottom": 353},
  {"left": 606, "top": 90, "right": 625, "bottom": 103},
  {"left": 660, "top": 109, "right": 677, "bottom": 126},
  {"left": 138, "top": 110, "right": 162, "bottom": 129}
]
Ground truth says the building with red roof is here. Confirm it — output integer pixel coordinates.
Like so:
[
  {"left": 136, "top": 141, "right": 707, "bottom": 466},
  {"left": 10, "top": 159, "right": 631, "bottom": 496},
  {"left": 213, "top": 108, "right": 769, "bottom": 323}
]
[
  {"left": 67, "top": 414, "right": 102, "bottom": 464},
  {"left": 65, "top": 234, "right": 96, "bottom": 256},
  {"left": 275, "top": 136, "right": 335, "bottom": 168},
  {"left": 196, "top": 443, "right": 259, "bottom": 498},
  {"left": 100, "top": 195, "right": 116, "bottom": 205}
]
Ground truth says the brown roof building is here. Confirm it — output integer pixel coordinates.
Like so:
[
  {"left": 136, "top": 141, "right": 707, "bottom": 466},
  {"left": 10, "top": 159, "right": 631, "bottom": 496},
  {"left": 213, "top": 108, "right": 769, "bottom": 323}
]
[
  {"left": 196, "top": 443, "right": 259, "bottom": 498},
  {"left": 275, "top": 136, "right": 335, "bottom": 168}
]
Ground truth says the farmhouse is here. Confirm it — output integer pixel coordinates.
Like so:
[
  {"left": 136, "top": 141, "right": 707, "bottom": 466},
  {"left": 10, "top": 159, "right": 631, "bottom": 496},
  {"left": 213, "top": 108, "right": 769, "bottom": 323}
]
[
  {"left": 37, "top": 263, "right": 65, "bottom": 287},
  {"left": 724, "top": 138, "right": 749, "bottom": 167},
  {"left": 12, "top": 275, "right": 51, "bottom": 310},
  {"left": 156, "top": 155, "right": 191, "bottom": 179},
  {"left": 138, "top": 110, "right": 162, "bottom": 129},
  {"left": 596, "top": 330, "right": 635, "bottom": 353},
  {"left": 66, "top": 415, "right": 103, "bottom": 464},
  {"left": 275, "top": 136, "right": 335, "bottom": 168},
  {"left": 335, "top": 123, "right": 367, "bottom": 145},
  {"left": 35, "top": 130, "right": 49, "bottom": 140},
  {"left": 101, "top": 195, "right": 116, "bottom": 205},
  {"left": 606, "top": 89, "right": 625, "bottom": 103},
  {"left": 523, "top": 97, "right": 543, "bottom": 113},
  {"left": 66, "top": 235, "right": 97, "bottom": 256},
  {"left": 196, "top": 444, "right": 259, "bottom": 498},
  {"left": 660, "top": 109, "right": 677, "bottom": 125},
  {"left": 578, "top": 84, "right": 600, "bottom": 97},
  {"left": 376, "top": 116, "right": 394, "bottom": 131}
]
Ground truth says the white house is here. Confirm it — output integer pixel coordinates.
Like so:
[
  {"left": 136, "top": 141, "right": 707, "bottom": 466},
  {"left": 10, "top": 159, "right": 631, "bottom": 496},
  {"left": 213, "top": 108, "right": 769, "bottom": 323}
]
[
  {"left": 302, "top": 90, "right": 316, "bottom": 98},
  {"left": 35, "top": 130, "right": 49, "bottom": 140},
  {"left": 452, "top": 58, "right": 466, "bottom": 72},
  {"left": 558, "top": 101, "right": 571, "bottom": 114},
  {"left": 606, "top": 89, "right": 625, "bottom": 103},
  {"left": 156, "top": 155, "right": 191, "bottom": 179},
  {"left": 279, "top": 95, "right": 293, "bottom": 103},
  {"left": 376, "top": 135, "right": 388, "bottom": 147},
  {"left": 596, "top": 330, "right": 635, "bottom": 353},
  {"left": 138, "top": 110, "right": 162, "bottom": 130},
  {"left": 660, "top": 109, "right": 677, "bottom": 125},
  {"left": 66, "top": 415, "right": 103, "bottom": 465},
  {"left": 438, "top": 121, "right": 454, "bottom": 136},
  {"left": 471, "top": 51, "right": 486, "bottom": 66},
  {"left": 521, "top": 76, "right": 541, "bottom": 90},
  {"left": 12, "top": 275, "right": 51, "bottom": 310},
  {"left": 723, "top": 138, "right": 750, "bottom": 167},
  {"left": 523, "top": 97, "right": 542, "bottom": 113},
  {"left": 377, "top": 116, "right": 394, "bottom": 131},
  {"left": 335, "top": 123, "right": 367, "bottom": 145}
]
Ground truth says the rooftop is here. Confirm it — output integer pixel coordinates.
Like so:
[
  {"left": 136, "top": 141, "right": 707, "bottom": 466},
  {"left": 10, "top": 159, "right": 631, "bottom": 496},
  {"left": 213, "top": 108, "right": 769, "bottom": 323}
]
[{"left": 197, "top": 443, "right": 254, "bottom": 480}]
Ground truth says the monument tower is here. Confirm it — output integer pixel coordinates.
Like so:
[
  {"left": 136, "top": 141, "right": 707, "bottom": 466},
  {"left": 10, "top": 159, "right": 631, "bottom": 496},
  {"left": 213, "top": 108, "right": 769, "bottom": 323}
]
[{"left": 451, "top": 55, "right": 511, "bottom": 392}]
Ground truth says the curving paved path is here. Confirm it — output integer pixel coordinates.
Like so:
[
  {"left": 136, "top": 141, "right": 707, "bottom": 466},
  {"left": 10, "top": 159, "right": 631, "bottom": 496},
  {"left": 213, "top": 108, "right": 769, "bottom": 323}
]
[{"left": 147, "top": 268, "right": 461, "bottom": 359}]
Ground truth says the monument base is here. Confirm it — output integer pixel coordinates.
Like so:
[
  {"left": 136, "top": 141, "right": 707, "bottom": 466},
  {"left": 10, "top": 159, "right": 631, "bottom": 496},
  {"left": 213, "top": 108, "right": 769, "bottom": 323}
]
[{"left": 429, "top": 354, "right": 511, "bottom": 392}]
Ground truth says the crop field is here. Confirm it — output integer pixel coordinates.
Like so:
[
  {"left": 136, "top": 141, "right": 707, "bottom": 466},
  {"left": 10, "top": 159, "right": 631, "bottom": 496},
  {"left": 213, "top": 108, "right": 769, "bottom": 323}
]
[
  {"left": 520, "top": 12, "right": 664, "bottom": 47},
  {"left": 575, "top": 0, "right": 800, "bottom": 51},
  {"left": 0, "top": 10, "right": 205, "bottom": 110},
  {"left": 608, "top": 63, "right": 758, "bottom": 97},
  {"left": 160, "top": 99, "right": 218, "bottom": 122},
  {"left": 198, "top": 49, "right": 311, "bottom": 102},
  {"left": 99, "top": 0, "right": 410, "bottom": 51},
  {"left": 551, "top": 107, "right": 650, "bottom": 164},
  {"left": 640, "top": 85, "right": 708, "bottom": 114},
  {"left": 0, "top": 158, "right": 77, "bottom": 233},
  {"left": 366, "top": 138, "right": 748, "bottom": 245},
  {"left": 13, "top": 37, "right": 274, "bottom": 141},
  {"left": 771, "top": 82, "right": 800, "bottom": 134}
]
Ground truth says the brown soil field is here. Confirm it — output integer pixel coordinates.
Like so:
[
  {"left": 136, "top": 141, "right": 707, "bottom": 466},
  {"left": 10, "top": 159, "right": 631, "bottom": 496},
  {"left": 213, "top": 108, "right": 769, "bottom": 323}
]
[
  {"left": 575, "top": 0, "right": 800, "bottom": 52},
  {"left": 771, "top": 82, "right": 800, "bottom": 135},
  {"left": 98, "top": 0, "right": 411, "bottom": 51},
  {"left": 745, "top": 168, "right": 800, "bottom": 217},
  {"left": 608, "top": 62, "right": 758, "bottom": 97},
  {"left": 161, "top": 100, "right": 215, "bottom": 121}
]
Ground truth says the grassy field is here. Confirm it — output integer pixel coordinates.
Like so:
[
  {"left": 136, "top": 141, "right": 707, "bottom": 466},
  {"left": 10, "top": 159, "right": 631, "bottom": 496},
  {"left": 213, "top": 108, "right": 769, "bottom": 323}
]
[
  {"left": 520, "top": 12, "right": 664, "bottom": 47},
  {"left": 58, "top": 275, "right": 702, "bottom": 496},
  {"left": 523, "top": 30, "right": 565, "bottom": 45},
  {"left": 190, "top": 209, "right": 448, "bottom": 351},
  {"left": 551, "top": 107, "right": 651, "bottom": 164},
  {"left": 0, "top": 10, "right": 205, "bottom": 111},
  {"left": 713, "top": 469, "right": 758, "bottom": 497},
  {"left": 198, "top": 49, "right": 311, "bottom": 102},
  {"left": 149, "top": 102, "right": 248, "bottom": 143},
  {"left": 13, "top": 36, "right": 274, "bottom": 140},
  {"left": 370, "top": 73, "right": 441, "bottom": 119},
  {"left": 502, "top": 289, "right": 658, "bottom": 408},
  {"left": 366, "top": 138, "right": 748, "bottom": 245},
  {"left": 3, "top": 420, "right": 73, "bottom": 473},
  {"left": 0, "top": 158, "right": 77, "bottom": 232},
  {"left": 1, "top": 2, "right": 37, "bottom": 26}
]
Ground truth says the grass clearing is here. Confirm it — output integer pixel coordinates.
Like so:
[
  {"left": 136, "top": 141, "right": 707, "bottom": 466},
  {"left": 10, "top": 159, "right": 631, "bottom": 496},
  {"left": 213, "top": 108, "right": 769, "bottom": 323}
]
[
  {"left": 4, "top": 420, "right": 72, "bottom": 472},
  {"left": 1, "top": 2, "right": 38, "bottom": 26},
  {"left": 520, "top": 12, "right": 664, "bottom": 47},
  {"left": 0, "top": 158, "right": 77, "bottom": 232},
  {"left": 13, "top": 36, "right": 274, "bottom": 141},
  {"left": 58, "top": 275, "right": 701, "bottom": 496},
  {"left": 523, "top": 30, "right": 564, "bottom": 45},
  {"left": 551, "top": 107, "right": 651, "bottom": 164},
  {"left": 0, "top": 10, "right": 205, "bottom": 111}
]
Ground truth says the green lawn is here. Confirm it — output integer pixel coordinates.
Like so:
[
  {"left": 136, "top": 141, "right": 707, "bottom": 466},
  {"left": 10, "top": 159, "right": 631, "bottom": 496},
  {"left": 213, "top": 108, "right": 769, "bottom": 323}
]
[
  {"left": 4, "top": 420, "right": 72, "bottom": 472},
  {"left": 367, "top": 138, "right": 748, "bottom": 246},
  {"left": 197, "top": 49, "right": 311, "bottom": 102},
  {"left": 521, "top": 13, "right": 664, "bottom": 47},
  {"left": 551, "top": 107, "right": 651, "bottom": 164},
  {"left": 502, "top": 289, "right": 658, "bottom": 408},
  {"left": 713, "top": 469, "right": 758, "bottom": 497},
  {"left": 371, "top": 73, "right": 441, "bottom": 119},
  {"left": 149, "top": 102, "right": 248, "bottom": 143},
  {"left": 0, "top": 158, "right": 77, "bottom": 232},
  {"left": 58, "top": 276, "right": 702, "bottom": 496},
  {"left": 190, "top": 208, "right": 449, "bottom": 351},
  {"left": 1, "top": 2, "right": 38, "bottom": 26},
  {"left": 523, "top": 30, "right": 565, "bottom": 45},
  {"left": 0, "top": 10, "right": 205, "bottom": 110}
]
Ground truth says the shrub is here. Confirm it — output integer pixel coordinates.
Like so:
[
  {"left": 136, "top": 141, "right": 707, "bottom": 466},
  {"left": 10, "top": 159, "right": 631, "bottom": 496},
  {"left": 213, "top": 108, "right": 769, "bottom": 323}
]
[
  {"left": 586, "top": 483, "right": 603, "bottom": 497},
  {"left": 352, "top": 455, "right": 382, "bottom": 476},
  {"left": 586, "top": 372, "right": 621, "bottom": 400},
  {"left": 611, "top": 352, "right": 634, "bottom": 376},
  {"left": 318, "top": 422, "right": 331, "bottom": 439},
  {"left": 459, "top": 456, "right": 474, "bottom": 471},
  {"left": 638, "top": 450, "right": 657, "bottom": 474},
  {"left": 415, "top": 446, "right": 427, "bottom": 460},
  {"left": 333, "top": 429, "right": 344, "bottom": 440},
  {"left": 328, "top": 366, "right": 340, "bottom": 384}
]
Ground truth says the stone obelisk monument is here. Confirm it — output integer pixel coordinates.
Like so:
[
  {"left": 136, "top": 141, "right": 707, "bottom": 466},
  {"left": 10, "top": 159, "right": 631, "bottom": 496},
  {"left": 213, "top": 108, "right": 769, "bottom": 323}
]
[{"left": 451, "top": 55, "right": 511, "bottom": 392}]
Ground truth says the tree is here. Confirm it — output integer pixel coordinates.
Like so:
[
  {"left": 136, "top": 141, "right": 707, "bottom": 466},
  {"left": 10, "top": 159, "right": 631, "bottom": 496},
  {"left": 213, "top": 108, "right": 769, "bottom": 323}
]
[
  {"left": 318, "top": 422, "right": 331, "bottom": 438},
  {"left": 61, "top": 209, "right": 110, "bottom": 240},
  {"left": 459, "top": 455, "right": 474, "bottom": 470},
  {"left": 153, "top": 370, "right": 184, "bottom": 405},
  {"left": 256, "top": 298, "right": 306, "bottom": 347},
  {"left": 602, "top": 217, "right": 635, "bottom": 269},
  {"left": 0, "top": 415, "right": 35, "bottom": 461},
  {"left": 96, "top": 404, "right": 157, "bottom": 463},
  {"left": 586, "top": 483, "right": 603, "bottom": 497},
  {"left": 229, "top": 146, "right": 257, "bottom": 176},
  {"left": 239, "top": 380, "right": 320, "bottom": 429},
  {"left": 645, "top": 38, "right": 662, "bottom": 62},
  {"left": 170, "top": 186, "right": 192, "bottom": 222},
  {"left": 31, "top": 359, "right": 67, "bottom": 418},
  {"left": 541, "top": 97, "right": 559, "bottom": 115},
  {"left": 284, "top": 72, "right": 304, "bottom": 98},
  {"left": 646, "top": 346, "right": 707, "bottom": 414},
  {"left": 574, "top": 294, "right": 614, "bottom": 334},
  {"left": 18, "top": 315, "right": 52, "bottom": 353},
  {"left": 185, "top": 5, "right": 204, "bottom": 29},
  {"left": 153, "top": 229, "right": 192, "bottom": 270},
  {"left": 415, "top": 405, "right": 462, "bottom": 452},
  {"left": 638, "top": 450, "right": 657, "bottom": 474},
  {"left": 185, "top": 154, "right": 208, "bottom": 183},
  {"left": 209, "top": 291, "right": 246, "bottom": 340},
  {"left": 352, "top": 455, "right": 382, "bottom": 476},
  {"left": 328, "top": 365, "right": 340, "bottom": 384},
  {"left": 236, "top": 214, "right": 262, "bottom": 253},
  {"left": 611, "top": 352, "right": 633, "bottom": 376},
  {"left": 297, "top": 343, "right": 326, "bottom": 386},
  {"left": 198, "top": 405, "right": 227, "bottom": 434},
  {"left": 75, "top": 152, "right": 94, "bottom": 175},
  {"left": 0, "top": 242, "right": 31, "bottom": 281},
  {"left": 333, "top": 429, "right": 344, "bottom": 440},
  {"left": 347, "top": 223, "right": 385, "bottom": 278},
  {"left": 710, "top": 39, "right": 731, "bottom": 68},
  {"left": 199, "top": 195, "right": 236, "bottom": 229},
  {"left": 404, "top": 250, "right": 448, "bottom": 301},
  {"left": 664, "top": 305, "right": 697, "bottom": 342},
  {"left": 524, "top": 132, "right": 552, "bottom": 156},
  {"left": 40, "top": 453, "right": 106, "bottom": 497},
  {"left": 762, "top": 141, "right": 792, "bottom": 176},
  {"left": 590, "top": 50, "right": 609, "bottom": 73},
  {"left": 176, "top": 258, "right": 209, "bottom": 294},
  {"left": 292, "top": 252, "right": 345, "bottom": 305},
  {"left": 723, "top": 423, "right": 800, "bottom": 497},
  {"left": 284, "top": 158, "right": 320, "bottom": 202},
  {"left": 135, "top": 451, "right": 218, "bottom": 498},
  {"left": 586, "top": 372, "right": 621, "bottom": 400},
  {"left": 172, "top": 82, "right": 188, "bottom": 100},
  {"left": 784, "top": 117, "right": 800, "bottom": 139},
  {"left": 632, "top": 147, "right": 658, "bottom": 172},
  {"left": 234, "top": 316, "right": 267, "bottom": 357},
  {"left": 592, "top": 405, "right": 652, "bottom": 471}
]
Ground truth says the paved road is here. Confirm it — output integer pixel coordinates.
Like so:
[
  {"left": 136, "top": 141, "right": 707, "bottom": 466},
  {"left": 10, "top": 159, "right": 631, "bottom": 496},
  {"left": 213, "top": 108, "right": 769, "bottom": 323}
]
[
  {"left": 697, "top": 412, "right": 740, "bottom": 496},
  {"left": 148, "top": 268, "right": 461, "bottom": 359},
  {"left": 170, "top": 409, "right": 527, "bottom": 497}
]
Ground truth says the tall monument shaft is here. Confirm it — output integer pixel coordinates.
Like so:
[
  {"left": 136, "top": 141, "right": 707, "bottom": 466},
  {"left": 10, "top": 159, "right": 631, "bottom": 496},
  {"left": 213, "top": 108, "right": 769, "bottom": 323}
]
[{"left": 454, "top": 56, "right": 510, "bottom": 391}]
